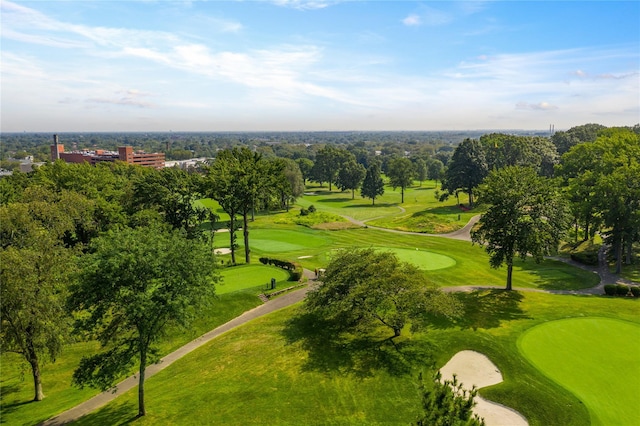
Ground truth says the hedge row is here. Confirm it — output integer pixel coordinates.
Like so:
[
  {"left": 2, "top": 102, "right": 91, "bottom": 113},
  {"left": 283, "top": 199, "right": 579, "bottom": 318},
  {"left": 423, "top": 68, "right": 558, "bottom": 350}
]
[
  {"left": 603, "top": 284, "right": 640, "bottom": 297},
  {"left": 259, "top": 257, "right": 303, "bottom": 281}
]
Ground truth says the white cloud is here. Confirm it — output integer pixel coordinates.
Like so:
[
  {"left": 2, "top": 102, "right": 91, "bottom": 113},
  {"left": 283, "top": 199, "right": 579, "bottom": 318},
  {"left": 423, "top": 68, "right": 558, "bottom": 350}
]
[
  {"left": 402, "top": 14, "right": 421, "bottom": 27},
  {"left": 515, "top": 101, "right": 558, "bottom": 111}
]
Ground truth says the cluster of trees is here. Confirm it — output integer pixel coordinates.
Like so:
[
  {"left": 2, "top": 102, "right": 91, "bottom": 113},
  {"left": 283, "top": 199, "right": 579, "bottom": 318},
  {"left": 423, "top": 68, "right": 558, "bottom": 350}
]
[
  {"left": 438, "top": 125, "right": 639, "bottom": 288},
  {"left": 0, "top": 149, "right": 306, "bottom": 416}
]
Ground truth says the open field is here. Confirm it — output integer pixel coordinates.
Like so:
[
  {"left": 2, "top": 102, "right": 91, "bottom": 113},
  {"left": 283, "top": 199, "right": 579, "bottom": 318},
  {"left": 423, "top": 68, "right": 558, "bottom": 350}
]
[{"left": 70, "top": 292, "right": 640, "bottom": 426}]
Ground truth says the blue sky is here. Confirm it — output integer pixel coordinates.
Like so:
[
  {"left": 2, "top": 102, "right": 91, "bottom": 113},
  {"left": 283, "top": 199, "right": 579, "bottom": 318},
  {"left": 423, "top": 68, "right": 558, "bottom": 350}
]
[{"left": 1, "top": 0, "right": 638, "bottom": 132}]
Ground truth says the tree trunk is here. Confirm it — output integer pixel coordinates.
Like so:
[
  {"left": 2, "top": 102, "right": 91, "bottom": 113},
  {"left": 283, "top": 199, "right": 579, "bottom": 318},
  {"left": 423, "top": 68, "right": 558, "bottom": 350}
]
[
  {"left": 229, "top": 216, "right": 236, "bottom": 265},
  {"left": 615, "top": 234, "right": 623, "bottom": 274},
  {"left": 243, "top": 213, "right": 250, "bottom": 264},
  {"left": 625, "top": 237, "right": 632, "bottom": 265},
  {"left": 506, "top": 263, "right": 513, "bottom": 291},
  {"left": 401, "top": 187, "right": 404, "bottom": 203},
  {"left": 138, "top": 345, "right": 147, "bottom": 417},
  {"left": 351, "top": 189, "right": 355, "bottom": 200},
  {"left": 468, "top": 190, "right": 474, "bottom": 209},
  {"left": 27, "top": 345, "right": 44, "bottom": 401}
]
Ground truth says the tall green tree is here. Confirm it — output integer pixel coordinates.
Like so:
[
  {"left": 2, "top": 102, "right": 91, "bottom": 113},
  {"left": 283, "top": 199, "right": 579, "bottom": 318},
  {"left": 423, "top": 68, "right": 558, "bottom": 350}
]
[
  {"left": 310, "top": 146, "right": 353, "bottom": 191},
  {"left": 336, "top": 159, "right": 366, "bottom": 199},
  {"left": 204, "top": 152, "right": 241, "bottom": 264},
  {"left": 0, "top": 196, "right": 84, "bottom": 401},
  {"left": 305, "top": 248, "right": 460, "bottom": 338},
  {"left": 387, "top": 157, "right": 414, "bottom": 203},
  {"left": 472, "top": 167, "right": 570, "bottom": 290},
  {"left": 132, "top": 167, "right": 207, "bottom": 239},
  {"left": 442, "top": 139, "right": 487, "bottom": 208},
  {"left": 295, "top": 158, "right": 314, "bottom": 185},
  {"left": 589, "top": 128, "right": 640, "bottom": 273},
  {"left": 360, "top": 163, "right": 385, "bottom": 205},
  {"left": 427, "top": 159, "right": 445, "bottom": 188},
  {"left": 70, "top": 225, "right": 218, "bottom": 417},
  {"left": 412, "top": 158, "right": 428, "bottom": 187},
  {"left": 551, "top": 123, "right": 605, "bottom": 155}
]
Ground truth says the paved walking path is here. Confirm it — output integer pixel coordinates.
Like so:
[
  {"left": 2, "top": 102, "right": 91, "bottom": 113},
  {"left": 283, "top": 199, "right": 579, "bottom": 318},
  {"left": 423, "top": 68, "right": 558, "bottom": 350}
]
[
  {"left": 41, "top": 215, "right": 636, "bottom": 424},
  {"left": 40, "top": 272, "right": 316, "bottom": 426}
]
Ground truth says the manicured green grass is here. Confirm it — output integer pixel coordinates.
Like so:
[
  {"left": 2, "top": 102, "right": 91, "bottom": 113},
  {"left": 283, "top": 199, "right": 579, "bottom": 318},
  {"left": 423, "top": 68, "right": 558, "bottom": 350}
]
[
  {"left": 72, "top": 292, "right": 640, "bottom": 426},
  {"left": 194, "top": 198, "right": 231, "bottom": 222},
  {"left": 373, "top": 247, "right": 457, "bottom": 270},
  {"left": 218, "top": 265, "right": 291, "bottom": 294},
  {"left": 518, "top": 317, "right": 640, "bottom": 426},
  {"left": 299, "top": 183, "right": 478, "bottom": 233},
  {"left": 245, "top": 228, "right": 331, "bottom": 253},
  {"left": 0, "top": 292, "right": 262, "bottom": 426}
]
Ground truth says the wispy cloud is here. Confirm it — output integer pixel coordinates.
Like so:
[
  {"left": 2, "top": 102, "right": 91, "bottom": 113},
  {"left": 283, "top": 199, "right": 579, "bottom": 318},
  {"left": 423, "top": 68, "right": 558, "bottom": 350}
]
[
  {"left": 515, "top": 101, "right": 558, "bottom": 111},
  {"left": 402, "top": 14, "right": 421, "bottom": 27}
]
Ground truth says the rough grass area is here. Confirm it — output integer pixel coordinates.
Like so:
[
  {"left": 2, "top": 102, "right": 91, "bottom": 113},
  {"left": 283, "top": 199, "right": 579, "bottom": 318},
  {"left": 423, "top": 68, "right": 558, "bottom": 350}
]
[
  {"left": 519, "top": 317, "right": 640, "bottom": 426},
  {"left": 272, "top": 208, "right": 359, "bottom": 230},
  {"left": 70, "top": 292, "right": 640, "bottom": 426},
  {"left": 0, "top": 292, "right": 262, "bottom": 426}
]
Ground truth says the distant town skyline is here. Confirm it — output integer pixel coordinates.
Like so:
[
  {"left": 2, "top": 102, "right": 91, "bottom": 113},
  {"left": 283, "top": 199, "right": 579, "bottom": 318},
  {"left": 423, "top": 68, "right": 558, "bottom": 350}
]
[{"left": 1, "top": 0, "right": 638, "bottom": 132}]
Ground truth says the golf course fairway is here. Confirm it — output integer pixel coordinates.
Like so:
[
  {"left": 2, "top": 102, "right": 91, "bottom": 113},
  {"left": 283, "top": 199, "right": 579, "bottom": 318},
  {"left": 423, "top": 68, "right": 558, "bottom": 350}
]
[{"left": 518, "top": 317, "right": 640, "bottom": 426}]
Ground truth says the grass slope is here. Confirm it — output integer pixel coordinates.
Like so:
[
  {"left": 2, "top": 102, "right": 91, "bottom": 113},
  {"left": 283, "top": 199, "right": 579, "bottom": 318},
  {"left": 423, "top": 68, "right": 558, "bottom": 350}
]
[
  {"left": 72, "top": 292, "right": 639, "bottom": 426},
  {"left": 218, "top": 265, "right": 290, "bottom": 295}
]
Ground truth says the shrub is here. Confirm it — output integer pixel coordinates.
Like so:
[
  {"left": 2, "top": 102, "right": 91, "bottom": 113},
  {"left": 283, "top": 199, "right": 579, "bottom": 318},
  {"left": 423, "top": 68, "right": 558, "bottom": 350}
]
[
  {"left": 616, "top": 284, "right": 630, "bottom": 296},
  {"left": 604, "top": 284, "right": 617, "bottom": 296},
  {"left": 308, "top": 204, "right": 316, "bottom": 213},
  {"left": 630, "top": 286, "right": 640, "bottom": 297},
  {"left": 570, "top": 252, "right": 599, "bottom": 266},
  {"left": 299, "top": 208, "right": 309, "bottom": 216},
  {"left": 258, "top": 257, "right": 303, "bottom": 281}
]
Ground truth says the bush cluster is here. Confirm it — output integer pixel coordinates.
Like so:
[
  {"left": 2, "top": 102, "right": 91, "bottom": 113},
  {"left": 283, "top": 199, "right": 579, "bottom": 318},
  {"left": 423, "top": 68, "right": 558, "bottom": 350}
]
[
  {"left": 570, "top": 251, "right": 599, "bottom": 266},
  {"left": 604, "top": 284, "right": 640, "bottom": 297},
  {"left": 259, "top": 257, "right": 303, "bottom": 281},
  {"left": 299, "top": 204, "right": 317, "bottom": 216}
]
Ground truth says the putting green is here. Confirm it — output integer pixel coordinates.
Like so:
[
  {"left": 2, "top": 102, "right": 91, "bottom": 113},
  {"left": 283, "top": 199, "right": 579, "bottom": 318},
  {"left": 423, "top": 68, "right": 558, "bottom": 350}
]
[
  {"left": 247, "top": 229, "right": 329, "bottom": 253},
  {"left": 375, "top": 247, "right": 456, "bottom": 270},
  {"left": 218, "top": 265, "right": 290, "bottom": 294},
  {"left": 518, "top": 317, "right": 640, "bottom": 426}
]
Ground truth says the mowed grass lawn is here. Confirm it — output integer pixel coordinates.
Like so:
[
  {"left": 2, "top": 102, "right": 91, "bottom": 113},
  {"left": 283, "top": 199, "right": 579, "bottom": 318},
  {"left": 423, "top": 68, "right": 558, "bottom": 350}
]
[
  {"left": 299, "top": 181, "right": 478, "bottom": 233},
  {"left": 72, "top": 292, "right": 640, "bottom": 426},
  {"left": 218, "top": 265, "right": 291, "bottom": 294},
  {"left": 240, "top": 225, "right": 599, "bottom": 291},
  {"left": 519, "top": 317, "right": 640, "bottom": 426}
]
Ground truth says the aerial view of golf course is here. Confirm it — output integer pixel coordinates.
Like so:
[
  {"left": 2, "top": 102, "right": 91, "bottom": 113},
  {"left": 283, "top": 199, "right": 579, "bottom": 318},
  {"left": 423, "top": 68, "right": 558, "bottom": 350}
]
[{"left": 3, "top": 139, "right": 639, "bottom": 426}]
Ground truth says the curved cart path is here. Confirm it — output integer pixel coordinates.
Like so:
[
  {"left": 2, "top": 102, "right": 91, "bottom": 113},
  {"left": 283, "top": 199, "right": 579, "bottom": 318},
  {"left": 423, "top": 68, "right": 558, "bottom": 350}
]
[
  {"left": 40, "top": 272, "right": 317, "bottom": 426},
  {"left": 41, "top": 215, "right": 635, "bottom": 424}
]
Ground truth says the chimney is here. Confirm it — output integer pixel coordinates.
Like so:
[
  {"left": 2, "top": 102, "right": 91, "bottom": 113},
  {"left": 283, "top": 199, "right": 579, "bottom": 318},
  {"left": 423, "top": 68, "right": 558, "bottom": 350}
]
[{"left": 51, "top": 134, "right": 62, "bottom": 161}]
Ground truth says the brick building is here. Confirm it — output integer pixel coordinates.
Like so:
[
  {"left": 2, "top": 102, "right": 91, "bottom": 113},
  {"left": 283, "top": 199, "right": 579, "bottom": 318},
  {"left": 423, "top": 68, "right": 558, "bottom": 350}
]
[{"left": 50, "top": 136, "right": 165, "bottom": 169}]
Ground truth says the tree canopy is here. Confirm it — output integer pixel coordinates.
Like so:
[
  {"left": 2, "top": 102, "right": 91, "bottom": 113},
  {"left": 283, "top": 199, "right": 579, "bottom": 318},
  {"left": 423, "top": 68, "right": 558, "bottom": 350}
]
[
  {"left": 305, "top": 248, "right": 461, "bottom": 338},
  {"left": 387, "top": 157, "right": 414, "bottom": 203},
  {"left": 472, "top": 167, "right": 570, "bottom": 290},
  {"left": 442, "top": 138, "right": 487, "bottom": 208},
  {"left": 360, "top": 163, "right": 385, "bottom": 205},
  {"left": 69, "top": 225, "right": 218, "bottom": 417}
]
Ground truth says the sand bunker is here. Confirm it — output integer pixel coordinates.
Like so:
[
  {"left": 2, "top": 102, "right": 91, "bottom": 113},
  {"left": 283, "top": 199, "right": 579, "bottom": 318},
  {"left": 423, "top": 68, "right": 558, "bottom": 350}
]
[
  {"left": 214, "top": 248, "right": 232, "bottom": 255},
  {"left": 440, "top": 350, "right": 528, "bottom": 426}
]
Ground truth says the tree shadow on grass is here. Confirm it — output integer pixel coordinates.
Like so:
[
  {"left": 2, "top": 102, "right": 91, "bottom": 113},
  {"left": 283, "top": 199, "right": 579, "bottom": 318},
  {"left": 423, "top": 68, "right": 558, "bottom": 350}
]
[
  {"left": 72, "top": 401, "right": 139, "bottom": 425},
  {"left": 429, "top": 289, "right": 529, "bottom": 331},
  {"left": 317, "top": 196, "right": 353, "bottom": 203},
  {"left": 281, "top": 311, "right": 435, "bottom": 378},
  {"left": 516, "top": 260, "right": 598, "bottom": 291}
]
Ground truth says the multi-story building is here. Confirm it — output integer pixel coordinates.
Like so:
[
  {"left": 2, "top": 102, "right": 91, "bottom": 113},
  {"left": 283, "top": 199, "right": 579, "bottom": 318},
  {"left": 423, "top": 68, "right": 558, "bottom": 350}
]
[{"left": 50, "top": 135, "right": 165, "bottom": 169}]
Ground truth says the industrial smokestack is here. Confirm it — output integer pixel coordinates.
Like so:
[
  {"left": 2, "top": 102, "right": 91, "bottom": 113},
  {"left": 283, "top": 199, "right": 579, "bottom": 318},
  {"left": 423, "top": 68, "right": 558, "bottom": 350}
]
[{"left": 53, "top": 134, "right": 60, "bottom": 160}]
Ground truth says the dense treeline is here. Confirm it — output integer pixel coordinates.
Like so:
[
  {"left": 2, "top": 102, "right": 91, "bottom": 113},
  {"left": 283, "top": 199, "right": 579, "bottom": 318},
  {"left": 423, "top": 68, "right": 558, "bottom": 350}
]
[{"left": 1, "top": 130, "right": 549, "bottom": 167}]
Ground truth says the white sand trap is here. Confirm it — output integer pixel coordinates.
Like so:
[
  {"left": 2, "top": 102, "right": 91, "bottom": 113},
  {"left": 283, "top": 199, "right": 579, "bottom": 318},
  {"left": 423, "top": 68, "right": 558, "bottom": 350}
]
[
  {"left": 214, "top": 248, "right": 232, "bottom": 255},
  {"left": 440, "top": 350, "right": 528, "bottom": 426},
  {"left": 297, "top": 255, "right": 313, "bottom": 259}
]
